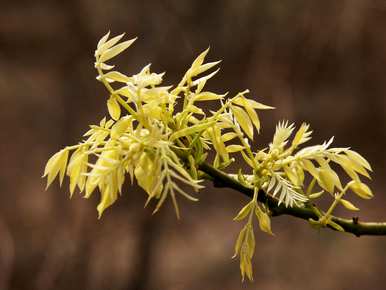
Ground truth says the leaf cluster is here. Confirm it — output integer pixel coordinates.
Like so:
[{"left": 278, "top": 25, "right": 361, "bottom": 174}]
[{"left": 43, "top": 33, "right": 374, "bottom": 281}]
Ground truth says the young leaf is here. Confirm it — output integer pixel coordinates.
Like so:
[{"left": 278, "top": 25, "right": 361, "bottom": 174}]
[
  {"left": 348, "top": 181, "right": 373, "bottom": 199},
  {"left": 328, "top": 219, "right": 345, "bottom": 232},
  {"left": 97, "top": 33, "right": 124, "bottom": 55},
  {"left": 103, "top": 71, "right": 130, "bottom": 83},
  {"left": 191, "top": 69, "right": 220, "bottom": 87},
  {"left": 97, "top": 31, "right": 110, "bottom": 49},
  {"left": 226, "top": 145, "right": 245, "bottom": 153},
  {"left": 107, "top": 96, "right": 121, "bottom": 120},
  {"left": 272, "top": 121, "right": 294, "bottom": 149},
  {"left": 169, "top": 121, "right": 216, "bottom": 141},
  {"left": 255, "top": 208, "right": 273, "bottom": 235},
  {"left": 43, "top": 149, "right": 69, "bottom": 188},
  {"left": 232, "top": 96, "right": 261, "bottom": 132},
  {"left": 346, "top": 150, "right": 372, "bottom": 171},
  {"left": 196, "top": 60, "right": 221, "bottom": 76},
  {"left": 99, "top": 38, "right": 137, "bottom": 63},
  {"left": 318, "top": 166, "right": 342, "bottom": 193},
  {"left": 194, "top": 92, "right": 226, "bottom": 101},
  {"left": 221, "top": 132, "right": 238, "bottom": 142},
  {"left": 190, "top": 47, "right": 210, "bottom": 74},
  {"left": 233, "top": 226, "right": 247, "bottom": 258},
  {"left": 292, "top": 123, "right": 312, "bottom": 148},
  {"left": 110, "top": 118, "right": 130, "bottom": 139},
  {"left": 234, "top": 202, "right": 253, "bottom": 221},
  {"left": 232, "top": 106, "right": 254, "bottom": 139},
  {"left": 340, "top": 199, "right": 360, "bottom": 211}
]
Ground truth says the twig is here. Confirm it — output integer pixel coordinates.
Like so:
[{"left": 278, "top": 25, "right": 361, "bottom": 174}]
[{"left": 198, "top": 162, "right": 386, "bottom": 237}]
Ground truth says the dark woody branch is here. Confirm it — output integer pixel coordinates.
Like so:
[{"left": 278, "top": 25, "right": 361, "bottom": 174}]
[{"left": 198, "top": 162, "right": 386, "bottom": 237}]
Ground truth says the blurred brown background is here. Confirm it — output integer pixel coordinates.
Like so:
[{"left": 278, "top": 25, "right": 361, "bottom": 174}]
[{"left": 1, "top": 1, "right": 386, "bottom": 290}]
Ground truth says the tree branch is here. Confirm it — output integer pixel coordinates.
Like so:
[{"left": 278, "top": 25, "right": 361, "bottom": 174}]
[{"left": 198, "top": 162, "right": 386, "bottom": 237}]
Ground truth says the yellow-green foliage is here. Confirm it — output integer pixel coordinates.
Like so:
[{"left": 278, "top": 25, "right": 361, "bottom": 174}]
[{"left": 43, "top": 32, "right": 373, "bottom": 281}]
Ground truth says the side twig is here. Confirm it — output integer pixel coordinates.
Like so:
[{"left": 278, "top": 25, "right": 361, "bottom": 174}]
[{"left": 198, "top": 162, "right": 386, "bottom": 237}]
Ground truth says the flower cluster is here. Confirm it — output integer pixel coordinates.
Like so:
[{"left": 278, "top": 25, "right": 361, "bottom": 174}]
[{"left": 43, "top": 33, "right": 373, "bottom": 281}]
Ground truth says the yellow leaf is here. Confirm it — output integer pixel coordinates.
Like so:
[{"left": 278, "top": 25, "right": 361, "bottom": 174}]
[
  {"left": 233, "top": 96, "right": 274, "bottom": 110},
  {"left": 195, "top": 60, "right": 221, "bottom": 76},
  {"left": 43, "top": 149, "right": 69, "bottom": 188},
  {"left": 209, "top": 126, "right": 229, "bottom": 162},
  {"left": 221, "top": 132, "right": 238, "bottom": 142},
  {"left": 255, "top": 208, "right": 273, "bottom": 235},
  {"left": 232, "top": 106, "right": 253, "bottom": 139},
  {"left": 114, "top": 86, "right": 135, "bottom": 100},
  {"left": 169, "top": 121, "right": 216, "bottom": 141},
  {"left": 348, "top": 181, "right": 373, "bottom": 199},
  {"left": 308, "top": 191, "right": 324, "bottom": 199},
  {"left": 97, "top": 186, "right": 118, "bottom": 218},
  {"left": 245, "top": 99, "right": 274, "bottom": 110},
  {"left": 186, "top": 105, "right": 205, "bottom": 115},
  {"left": 245, "top": 225, "right": 255, "bottom": 257},
  {"left": 99, "top": 63, "right": 115, "bottom": 71},
  {"left": 190, "top": 47, "right": 210, "bottom": 74},
  {"left": 233, "top": 226, "right": 247, "bottom": 258},
  {"left": 85, "top": 175, "right": 98, "bottom": 198},
  {"left": 233, "top": 203, "right": 253, "bottom": 221},
  {"left": 99, "top": 38, "right": 137, "bottom": 63},
  {"left": 96, "top": 31, "right": 111, "bottom": 49},
  {"left": 272, "top": 121, "right": 294, "bottom": 149},
  {"left": 110, "top": 118, "right": 130, "bottom": 139},
  {"left": 318, "top": 167, "right": 342, "bottom": 193},
  {"left": 143, "top": 102, "right": 162, "bottom": 119},
  {"left": 191, "top": 69, "right": 220, "bottom": 87},
  {"left": 301, "top": 160, "right": 319, "bottom": 181},
  {"left": 84, "top": 147, "right": 119, "bottom": 198},
  {"left": 226, "top": 145, "right": 245, "bottom": 153},
  {"left": 96, "top": 33, "right": 124, "bottom": 55},
  {"left": 292, "top": 123, "right": 312, "bottom": 148},
  {"left": 245, "top": 105, "right": 260, "bottom": 133},
  {"left": 107, "top": 96, "right": 121, "bottom": 120},
  {"left": 331, "top": 155, "right": 360, "bottom": 181},
  {"left": 134, "top": 153, "right": 160, "bottom": 195},
  {"left": 187, "top": 115, "right": 200, "bottom": 124},
  {"left": 194, "top": 92, "right": 226, "bottom": 101},
  {"left": 283, "top": 165, "right": 299, "bottom": 186},
  {"left": 58, "top": 149, "right": 69, "bottom": 186},
  {"left": 335, "top": 154, "right": 370, "bottom": 178},
  {"left": 240, "top": 151, "right": 255, "bottom": 168},
  {"left": 103, "top": 71, "right": 130, "bottom": 83},
  {"left": 340, "top": 199, "right": 360, "bottom": 211},
  {"left": 67, "top": 147, "right": 87, "bottom": 196},
  {"left": 328, "top": 219, "right": 345, "bottom": 232},
  {"left": 346, "top": 150, "right": 372, "bottom": 171},
  {"left": 232, "top": 96, "right": 261, "bottom": 132}
]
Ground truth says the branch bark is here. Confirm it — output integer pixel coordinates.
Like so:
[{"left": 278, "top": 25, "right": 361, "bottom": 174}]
[{"left": 198, "top": 162, "right": 386, "bottom": 237}]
